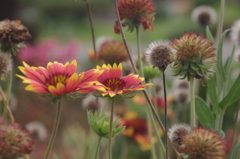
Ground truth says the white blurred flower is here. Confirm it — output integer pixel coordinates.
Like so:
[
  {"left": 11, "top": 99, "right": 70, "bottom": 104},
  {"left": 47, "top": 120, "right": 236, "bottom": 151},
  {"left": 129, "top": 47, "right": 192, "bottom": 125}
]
[
  {"left": 191, "top": 5, "right": 217, "bottom": 27},
  {"left": 230, "top": 19, "right": 240, "bottom": 45},
  {"left": 26, "top": 121, "right": 48, "bottom": 141}
]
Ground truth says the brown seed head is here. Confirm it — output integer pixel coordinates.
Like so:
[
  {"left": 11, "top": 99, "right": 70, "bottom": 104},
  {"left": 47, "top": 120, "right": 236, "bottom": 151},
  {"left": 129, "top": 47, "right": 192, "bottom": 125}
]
[
  {"left": 0, "top": 52, "right": 12, "bottom": 78},
  {"left": 168, "top": 123, "right": 191, "bottom": 145},
  {"left": 114, "top": 0, "right": 155, "bottom": 33},
  {"left": 191, "top": 5, "right": 217, "bottom": 27},
  {"left": 145, "top": 40, "right": 174, "bottom": 72},
  {"left": 98, "top": 40, "right": 129, "bottom": 64},
  {"left": 0, "top": 122, "right": 33, "bottom": 158},
  {"left": 179, "top": 127, "right": 226, "bottom": 159},
  {"left": 0, "top": 19, "right": 31, "bottom": 47}
]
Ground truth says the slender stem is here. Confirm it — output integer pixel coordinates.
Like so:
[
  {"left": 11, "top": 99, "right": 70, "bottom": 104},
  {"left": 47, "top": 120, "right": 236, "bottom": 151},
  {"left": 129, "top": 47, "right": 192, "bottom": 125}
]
[
  {"left": 108, "top": 99, "right": 115, "bottom": 159},
  {"left": 146, "top": 106, "right": 157, "bottom": 159},
  {"left": 190, "top": 76, "right": 196, "bottom": 128},
  {"left": 113, "top": 0, "right": 137, "bottom": 74},
  {"left": 229, "top": 101, "right": 240, "bottom": 156},
  {"left": 162, "top": 71, "right": 169, "bottom": 159},
  {"left": 0, "top": 87, "right": 15, "bottom": 124},
  {"left": 113, "top": 0, "right": 180, "bottom": 156},
  {"left": 95, "top": 136, "right": 102, "bottom": 159},
  {"left": 136, "top": 26, "right": 144, "bottom": 78},
  {"left": 216, "top": 108, "right": 226, "bottom": 136},
  {"left": 215, "top": 0, "right": 225, "bottom": 48},
  {"left": 3, "top": 71, "right": 12, "bottom": 124},
  {"left": 44, "top": 100, "right": 62, "bottom": 159},
  {"left": 84, "top": 0, "right": 97, "bottom": 65}
]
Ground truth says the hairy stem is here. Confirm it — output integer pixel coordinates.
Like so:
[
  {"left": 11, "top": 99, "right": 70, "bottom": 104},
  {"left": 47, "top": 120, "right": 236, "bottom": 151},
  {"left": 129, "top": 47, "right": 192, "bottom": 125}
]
[
  {"left": 108, "top": 99, "right": 115, "bottom": 159},
  {"left": 44, "top": 100, "right": 62, "bottom": 159},
  {"left": 95, "top": 136, "right": 102, "bottom": 159},
  {"left": 190, "top": 76, "right": 196, "bottom": 128},
  {"left": 162, "top": 72, "right": 169, "bottom": 159}
]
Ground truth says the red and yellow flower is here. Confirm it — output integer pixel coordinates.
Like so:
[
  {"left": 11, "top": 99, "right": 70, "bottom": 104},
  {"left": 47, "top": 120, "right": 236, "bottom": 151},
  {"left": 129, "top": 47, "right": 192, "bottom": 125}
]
[
  {"left": 16, "top": 60, "right": 106, "bottom": 99},
  {"left": 95, "top": 63, "right": 153, "bottom": 98}
]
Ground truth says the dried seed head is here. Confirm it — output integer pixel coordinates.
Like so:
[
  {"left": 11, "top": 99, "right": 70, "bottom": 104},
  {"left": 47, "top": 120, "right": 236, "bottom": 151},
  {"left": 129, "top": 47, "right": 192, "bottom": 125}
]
[
  {"left": 179, "top": 127, "right": 226, "bottom": 159},
  {"left": 0, "top": 19, "right": 31, "bottom": 47},
  {"left": 97, "top": 40, "right": 129, "bottom": 64},
  {"left": 26, "top": 121, "right": 48, "bottom": 141},
  {"left": 145, "top": 40, "right": 174, "bottom": 72},
  {"left": 114, "top": 0, "right": 155, "bottom": 34},
  {"left": 174, "top": 89, "right": 189, "bottom": 104},
  {"left": 0, "top": 52, "right": 12, "bottom": 79},
  {"left": 168, "top": 123, "right": 191, "bottom": 145},
  {"left": 82, "top": 95, "right": 103, "bottom": 111},
  {"left": 0, "top": 122, "right": 34, "bottom": 158},
  {"left": 171, "top": 32, "right": 216, "bottom": 80},
  {"left": 191, "top": 5, "right": 217, "bottom": 27},
  {"left": 230, "top": 19, "right": 240, "bottom": 45}
]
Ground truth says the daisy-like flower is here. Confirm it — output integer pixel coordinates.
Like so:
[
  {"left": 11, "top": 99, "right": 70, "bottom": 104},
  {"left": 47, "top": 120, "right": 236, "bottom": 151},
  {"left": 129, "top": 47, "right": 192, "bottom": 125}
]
[
  {"left": 0, "top": 120, "right": 33, "bottom": 158},
  {"left": 191, "top": 5, "right": 217, "bottom": 28},
  {"left": 179, "top": 127, "right": 225, "bottom": 159},
  {"left": 230, "top": 19, "right": 240, "bottom": 45},
  {"left": 145, "top": 40, "right": 174, "bottom": 72},
  {"left": 0, "top": 19, "right": 31, "bottom": 54},
  {"left": 95, "top": 63, "right": 153, "bottom": 98},
  {"left": 114, "top": 0, "right": 155, "bottom": 34},
  {"left": 171, "top": 32, "right": 216, "bottom": 80},
  {"left": 16, "top": 60, "right": 106, "bottom": 101}
]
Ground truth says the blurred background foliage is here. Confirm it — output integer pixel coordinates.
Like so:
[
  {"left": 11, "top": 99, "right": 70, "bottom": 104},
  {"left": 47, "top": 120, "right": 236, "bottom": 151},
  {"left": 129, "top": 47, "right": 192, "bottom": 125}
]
[{"left": 1, "top": 0, "right": 239, "bottom": 43}]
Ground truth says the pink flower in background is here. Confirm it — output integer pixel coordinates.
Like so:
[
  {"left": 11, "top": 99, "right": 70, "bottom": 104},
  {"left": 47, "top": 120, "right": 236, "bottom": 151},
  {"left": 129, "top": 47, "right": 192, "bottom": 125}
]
[{"left": 18, "top": 38, "right": 80, "bottom": 67}]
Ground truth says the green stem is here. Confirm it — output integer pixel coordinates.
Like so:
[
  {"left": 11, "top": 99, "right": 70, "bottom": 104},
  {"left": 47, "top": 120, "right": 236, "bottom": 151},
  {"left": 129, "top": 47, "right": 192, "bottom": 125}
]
[
  {"left": 108, "top": 99, "right": 115, "bottom": 159},
  {"left": 44, "top": 100, "right": 62, "bottom": 159},
  {"left": 84, "top": 0, "right": 97, "bottom": 66},
  {"left": 216, "top": 108, "right": 226, "bottom": 136},
  {"left": 95, "top": 136, "right": 102, "bottom": 159},
  {"left": 190, "top": 76, "right": 196, "bottom": 128},
  {"left": 3, "top": 71, "right": 12, "bottom": 124},
  {"left": 113, "top": 0, "right": 180, "bottom": 156},
  {"left": 0, "top": 87, "right": 15, "bottom": 124},
  {"left": 146, "top": 106, "right": 158, "bottom": 159},
  {"left": 136, "top": 26, "right": 144, "bottom": 78},
  {"left": 162, "top": 72, "right": 169, "bottom": 159},
  {"left": 215, "top": 0, "right": 225, "bottom": 48}
]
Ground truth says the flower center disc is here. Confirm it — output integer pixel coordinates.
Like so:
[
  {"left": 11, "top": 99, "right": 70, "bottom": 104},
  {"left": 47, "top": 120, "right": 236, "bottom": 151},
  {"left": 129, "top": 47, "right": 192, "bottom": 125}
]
[
  {"left": 46, "top": 74, "right": 69, "bottom": 87},
  {"left": 102, "top": 78, "right": 126, "bottom": 91}
]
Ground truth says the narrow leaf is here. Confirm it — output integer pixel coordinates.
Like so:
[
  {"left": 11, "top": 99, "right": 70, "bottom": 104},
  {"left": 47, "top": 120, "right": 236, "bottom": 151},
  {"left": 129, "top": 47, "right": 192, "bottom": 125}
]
[
  {"left": 219, "top": 73, "right": 240, "bottom": 109},
  {"left": 230, "top": 141, "right": 240, "bottom": 159},
  {"left": 217, "top": 29, "right": 230, "bottom": 82},
  {"left": 207, "top": 75, "right": 220, "bottom": 114},
  {"left": 206, "top": 26, "right": 214, "bottom": 43},
  {"left": 195, "top": 97, "right": 215, "bottom": 130}
]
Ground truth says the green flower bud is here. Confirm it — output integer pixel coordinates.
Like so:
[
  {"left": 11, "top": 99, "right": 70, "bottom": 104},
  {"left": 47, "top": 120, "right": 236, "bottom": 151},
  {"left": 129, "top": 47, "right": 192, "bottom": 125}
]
[{"left": 87, "top": 110, "right": 125, "bottom": 138}]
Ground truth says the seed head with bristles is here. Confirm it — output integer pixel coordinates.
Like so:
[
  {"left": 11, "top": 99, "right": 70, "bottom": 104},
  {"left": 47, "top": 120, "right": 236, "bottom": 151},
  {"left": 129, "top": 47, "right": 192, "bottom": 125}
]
[
  {"left": 145, "top": 40, "right": 174, "bottom": 72},
  {"left": 171, "top": 32, "right": 216, "bottom": 80},
  {"left": 0, "top": 19, "right": 31, "bottom": 54},
  {"left": 179, "top": 127, "right": 226, "bottom": 159},
  {"left": 191, "top": 5, "right": 217, "bottom": 28},
  {"left": 168, "top": 123, "right": 191, "bottom": 145},
  {"left": 230, "top": 19, "right": 240, "bottom": 45},
  {"left": 0, "top": 121, "right": 34, "bottom": 158},
  {"left": 0, "top": 52, "right": 12, "bottom": 79}
]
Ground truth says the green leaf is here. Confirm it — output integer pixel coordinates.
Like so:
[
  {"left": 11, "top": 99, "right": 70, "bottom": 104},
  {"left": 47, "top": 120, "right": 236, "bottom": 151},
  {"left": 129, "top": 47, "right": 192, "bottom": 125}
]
[
  {"left": 219, "top": 73, "right": 240, "bottom": 109},
  {"left": 207, "top": 75, "right": 220, "bottom": 114},
  {"left": 195, "top": 97, "right": 215, "bottom": 130},
  {"left": 217, "top": 29, "right": 230, "bottom": 82},
  {"left": 206, "top": 26, "right": 214, "bottom": 43},
  {"left": 230, "top": 141, "right": 240, "bottom": 159}
]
